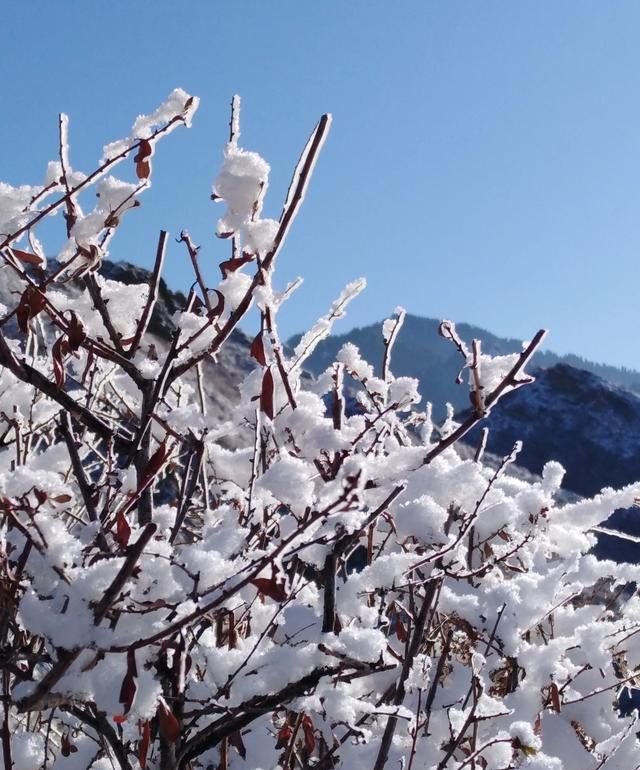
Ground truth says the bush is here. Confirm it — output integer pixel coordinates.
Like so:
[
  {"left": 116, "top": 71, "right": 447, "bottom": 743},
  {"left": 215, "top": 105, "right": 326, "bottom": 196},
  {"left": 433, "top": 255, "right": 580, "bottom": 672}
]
[{"left": 0, "top": 90, "right": 639, "bottom": 770}]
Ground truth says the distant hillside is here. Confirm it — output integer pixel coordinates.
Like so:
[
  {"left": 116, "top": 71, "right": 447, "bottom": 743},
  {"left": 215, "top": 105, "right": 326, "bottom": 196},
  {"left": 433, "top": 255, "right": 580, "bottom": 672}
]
[{"left": 287, "top": 314, "right": 640, "bottom": 419}]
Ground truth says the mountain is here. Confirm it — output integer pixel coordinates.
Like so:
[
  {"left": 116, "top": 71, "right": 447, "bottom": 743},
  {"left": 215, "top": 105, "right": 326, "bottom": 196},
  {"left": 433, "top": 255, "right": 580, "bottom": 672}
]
[{"left": 287, "top": 314, "right": 640, "bottom": 420}]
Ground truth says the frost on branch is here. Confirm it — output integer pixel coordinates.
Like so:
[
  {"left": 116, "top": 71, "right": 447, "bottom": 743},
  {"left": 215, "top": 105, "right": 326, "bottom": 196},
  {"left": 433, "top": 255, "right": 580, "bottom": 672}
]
[{"left": 0, "top": 92, "right": 638, "bottom": 770}]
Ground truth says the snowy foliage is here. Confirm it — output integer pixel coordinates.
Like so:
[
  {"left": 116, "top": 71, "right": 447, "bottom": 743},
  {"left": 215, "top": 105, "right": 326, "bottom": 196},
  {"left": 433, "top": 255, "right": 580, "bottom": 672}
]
[{"left": 0, "top": 91, "right": 639, "bottom": 770}]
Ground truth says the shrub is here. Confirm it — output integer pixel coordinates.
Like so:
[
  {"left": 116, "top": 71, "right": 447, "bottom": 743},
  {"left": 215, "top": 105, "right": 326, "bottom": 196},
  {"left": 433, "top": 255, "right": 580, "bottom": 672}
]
[{"left": 0, "top": 90, "right": 639, "bottom": 770}]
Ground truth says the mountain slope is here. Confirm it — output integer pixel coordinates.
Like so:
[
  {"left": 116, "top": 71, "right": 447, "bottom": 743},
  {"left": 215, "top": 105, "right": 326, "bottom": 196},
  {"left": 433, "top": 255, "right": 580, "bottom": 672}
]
[{"left": 288, "top": 314, "right": 640, "bottom": 420}]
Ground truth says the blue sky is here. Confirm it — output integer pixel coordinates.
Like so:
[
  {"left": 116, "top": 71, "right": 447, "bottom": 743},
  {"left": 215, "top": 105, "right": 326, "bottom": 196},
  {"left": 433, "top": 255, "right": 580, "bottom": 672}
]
[{"left": 3, "top": 3, "right": 640, "bottom": 368}]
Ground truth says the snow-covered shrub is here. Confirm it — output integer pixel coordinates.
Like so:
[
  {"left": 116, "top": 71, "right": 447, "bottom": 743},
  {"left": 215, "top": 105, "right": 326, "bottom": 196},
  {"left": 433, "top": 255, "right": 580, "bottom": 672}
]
[{"left": 0, "top": 91, "right": 639, "bottom": 770}]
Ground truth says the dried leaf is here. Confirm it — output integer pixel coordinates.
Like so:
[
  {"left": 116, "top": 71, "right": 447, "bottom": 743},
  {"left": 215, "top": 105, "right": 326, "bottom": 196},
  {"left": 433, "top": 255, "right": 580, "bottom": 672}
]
[
  {"left": 395, "top": 614, "right": 408, "bottom": 644},
  {"left": 250, "top": 576, "right": 287, "bottom": 602},
  {"left": 208, "top": 289, "right": 225, "bottom": 318},
  {"left": 66, "top": 310, "right": 86, "bottom": 351},
  {"left": 52, "top": 336, "right": 70, "bottom": 388},
  {"left": 11, "top": 248, "right": 45, "bottom": 267},
  {"left": 115, "top": 509, "right": 131, "bottom": 548},
  {"left": 260, "top": 367, "right": 275, "bottom": 420},
  {"left": 157, "top": 698, "right": 180, "bottom": 742},
  {"left": 550, "top": 682, "right": 561, "bottom": 713},
  {"left": 250, "top": 332, "right": 267, "bottom": 366},
  {"left": 138, "top": 720, "right": 151, "bottom": 769},
  {"left": 219, "top": 254, "right": 253, "bottom": 277},
  {"left": 134, "top": 139, "right": 154, "bottom": 180},
  {"left": 34, "top": 488, "right": 48, "bottom": 505},
  {"left": 51, "top": 493, "right": 72, "bottom": 504},
  {"left": 61, "top": 733, "right": 78, "bottom": 757},
  {"left": 275, "top": 723, "right": 292, "bottom": 749},
  {"left": 301, "top": 714, "right": 316, "bottom": 753},
  {"left": 119, "top": 649, "right": 138, "bottom": 714},
  {"left": 139, "top": 440, "right": 170, "bottom": 488},
  {"left": 17, "top": 285, "right": 47, "bottom": 333}
]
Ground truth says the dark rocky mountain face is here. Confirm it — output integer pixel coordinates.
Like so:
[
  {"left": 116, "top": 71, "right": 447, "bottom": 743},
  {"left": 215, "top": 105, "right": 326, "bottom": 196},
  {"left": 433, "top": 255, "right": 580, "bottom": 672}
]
[
  {"left": 467, "top": 363, "right": 640, "bottom": 498},
  {"left": 287, "top": 314, "right": 640, "bottom": 421}
]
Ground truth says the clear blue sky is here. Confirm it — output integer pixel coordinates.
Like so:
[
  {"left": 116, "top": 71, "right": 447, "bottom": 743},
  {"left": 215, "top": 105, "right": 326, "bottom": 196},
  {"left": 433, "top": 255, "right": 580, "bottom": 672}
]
[{"left": 3, "top": 3, "right": 640, "bottom": 368}]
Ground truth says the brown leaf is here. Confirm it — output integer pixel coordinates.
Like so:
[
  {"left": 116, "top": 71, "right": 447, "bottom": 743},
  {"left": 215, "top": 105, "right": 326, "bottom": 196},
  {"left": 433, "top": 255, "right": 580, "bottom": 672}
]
[
  {"left": 550, "top": 682, "right": 561, "bottom": 713},
  {"left": 219, "top": 254, "right": 253, "bottom": 277},
  {"left": 11, "top": 248, "right": 45, "bottom": 267},
  {"left": 156, "top": 698, "right": 180, "bottom": 742},
  {"left": 34, "top": 488, "right": 48, "bottom": 505},
  {"left": 275, "top": 723, "right": 292, "bottom": 750},
  {"left": 119, "top": 649, "right": 138, "bottom": 714},
  {"left": 207, "top": 289, "right": 224, "bottom": 319},
  {"left": 134, "top": 139, "right": 154, "bottom": 180},
  {"left": 52, "top": 336, "right": 70, "bottom": 388},
  {"left": 16, "top": 286, "right": 47, "bottom": 333},
  {"left": 301, "top": 714, "right": 316, "bottom": 753},
  {"left": 250, "top": 576, "right": 287, "bottom": 602},
  {"left": 115, "top": 509, "right": 131, "bottom": 548},
  {"left": 138, "top": 720, "right": 151, "bottom": 769},
  {"left": 250, "top": 332, "right": 267, "bottom": 366},
  {"left": 260, "top": 367, "right": 275, "bottom": 420},
  {"left": 139, "top": 440, "right": 170, "bottom": 488},
  {"left": 395, "top": 614, "right": 408, "bottom": 644},
  {"left": 66, "top": 310, "right": 86, "bottom": 351},
  {"left": 61, "top": 732, "right": 78, "bottom": 757},
  {"left": 51, "top": 493, "right": 72, "bottom": 504}
]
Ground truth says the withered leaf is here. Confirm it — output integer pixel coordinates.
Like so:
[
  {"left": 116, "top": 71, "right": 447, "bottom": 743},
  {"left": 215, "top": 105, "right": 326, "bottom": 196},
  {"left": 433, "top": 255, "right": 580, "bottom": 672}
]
[
  {"left": 250, "top": 576, "right": 287, "bottom": 602},
  {"left": 138, "top": 720, "right": 151, "bottom": 769},
  {"left": 219, "top": 254, "right": 253, "bottom": 278},
  {"left": 119, "top": 650, "right": 138, "bottom": 714},
  {"left": 208, "top": 289, "right": 225, "bottom": 318},
  {"left": 134, "top": 139, "right": 154, "bottom": 180},
  {"left": 301, "top": 714, "right": 316, "bottom": 753},
  {"left": 17, "top": 286, "right": 47, "bottom": 334},
  {"left": 260, "top": 367, "right": 275, "bottom": 420},
  {"left": 250, "top": 332, "right": 267, "bottom": 366},
  {"left": 156, "top": 698, "right": 180, "bottom": 742},
  {"left": 11, "top": 248, "right": 45, "bottom": 267},
  {"left": 115, "top": 509, "right": 131, "bottom": 548}
]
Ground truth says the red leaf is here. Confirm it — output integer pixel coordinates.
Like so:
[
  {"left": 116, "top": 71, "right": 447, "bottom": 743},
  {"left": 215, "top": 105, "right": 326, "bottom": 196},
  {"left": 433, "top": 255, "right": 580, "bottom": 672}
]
[
  {"left": 156, "top": 698, "right": 180, "bottom": 742},
  {"left": 51, "top": 493, "right": 72, "bottom": 504},
  {"left": 250, "top": 333, "right": 267, "bottom": 366},
  {"left": 395, "top": 614, "right": 408, "bottom": 644},
  {"left": 119, "top": 650, "right": 138, "bottom": 714},
  {"left": 139, "top": 720, "right": 151, "bottom": 769},
  {"left": 11, "top": 248, "right": 45, "bottom": 267},
  {"left": 16, "top": 286, "right": 47, "bottom": 333},
  {"left": 301, "top": 714, "right": 316, "bottom": 753},
  {"left": 61, "top": 733, "right": 78, "bottom": 757},
  {"left": 134, "top": 139, "right": 154, "bottom": 180},
  {"left": 260, "top": 367, "right": 275, "bottom": 420},
  {"left": 115, "top": 509, "right": 131, "bottom": 547},
  {"left": 34, "top": 488, "right": 48, "bottom": 505},
  {"left": 208, "top": 289, "right": 225, "bottom": 318},
  {"left": 534, "top": 713, "right": 542, "bottom": 736},
  {"left": 550, "top": 682, "right": 561, "bottom": 713},
  {"left": 275, "top": 723, "right": 292, "bottom": 749},
  {"left": 52, "top": 336, "right": 70, "bottom": 388},
  {"left": 66, "top": 310, "right": 86, "bottom": 351},
  {"left": 219, "top": 254, "right": 253, "bottom": 277},
  {"left": 250, "top": 576, "right": 287, "bottom": 602},
  {"left": 139, "top": 440, "right": 170, "bottom": 488}
]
